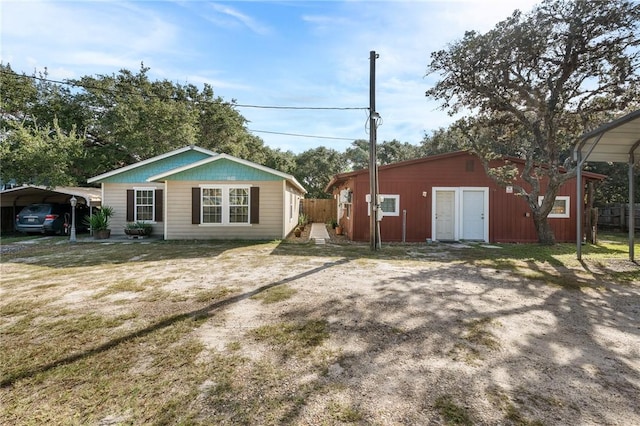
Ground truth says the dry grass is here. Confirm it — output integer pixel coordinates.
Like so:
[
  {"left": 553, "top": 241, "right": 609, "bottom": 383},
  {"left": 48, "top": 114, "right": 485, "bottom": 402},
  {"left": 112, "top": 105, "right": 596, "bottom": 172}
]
[
  {"left": 434, "top": 394, "right": 473, "bottom": 425},
  {"left": 0, "top": 235, "right": 638, "bottom": 424},
  {"left": 250, "top": 319, "right": 329, "bottom": 358},
  {"left": 250, "top": 284, "right": 297, "bottom": 304}
]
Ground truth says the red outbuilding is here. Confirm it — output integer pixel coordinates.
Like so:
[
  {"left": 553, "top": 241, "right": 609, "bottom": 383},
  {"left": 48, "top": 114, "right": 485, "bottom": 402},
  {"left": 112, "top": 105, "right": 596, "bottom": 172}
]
[{"left": 325, "top": 151, "right": 605, "bottom": 243}]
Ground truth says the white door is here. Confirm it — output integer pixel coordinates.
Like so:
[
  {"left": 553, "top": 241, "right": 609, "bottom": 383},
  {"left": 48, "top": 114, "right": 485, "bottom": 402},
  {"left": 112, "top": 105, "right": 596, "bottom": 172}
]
[
  {"left": 435, "top": 191, "right": 455, "bottom": 240},
  {"left": 462, "top": 190, "right": 485, "bottom": 240}
]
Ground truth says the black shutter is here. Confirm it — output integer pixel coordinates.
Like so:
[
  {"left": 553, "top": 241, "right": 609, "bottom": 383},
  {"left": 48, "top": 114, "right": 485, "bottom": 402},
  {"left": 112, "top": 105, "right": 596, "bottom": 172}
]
[
  {"left": 192, "top": 187, "right": 201, "bottom": 224},
  {"left": 126, "top": 189, "right": 134, "bottom": 222},
  {"left": 154, "top": 189, "right": 163, "bottom": 222},
  {"left": 250, "top": 187, "right": 260, "bottom": 224}
]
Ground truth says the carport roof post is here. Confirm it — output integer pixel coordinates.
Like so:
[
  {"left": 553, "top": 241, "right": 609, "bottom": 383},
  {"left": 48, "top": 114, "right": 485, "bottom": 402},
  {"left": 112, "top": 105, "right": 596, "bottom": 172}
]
[{"left": 574, "top": 109, "right": 640, "bottom": 261}]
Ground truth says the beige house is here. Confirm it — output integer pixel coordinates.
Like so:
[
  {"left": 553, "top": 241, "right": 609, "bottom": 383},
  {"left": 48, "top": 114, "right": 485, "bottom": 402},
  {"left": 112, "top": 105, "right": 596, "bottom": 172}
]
[{"left": 88, "top": 146, "right": 306, "bottom": 240}]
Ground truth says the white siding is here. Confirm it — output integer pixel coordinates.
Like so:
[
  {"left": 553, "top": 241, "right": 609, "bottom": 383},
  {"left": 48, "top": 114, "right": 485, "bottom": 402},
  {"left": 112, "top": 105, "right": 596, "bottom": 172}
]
[
  {"left": 165, "top": 180, "right": 285, "bottom": 240},
  {"left": 283, "top": 182, "right": 302, "bottom": 237},
  {"left": 101, "top": 182, "right": 164, "bottom": 237}
]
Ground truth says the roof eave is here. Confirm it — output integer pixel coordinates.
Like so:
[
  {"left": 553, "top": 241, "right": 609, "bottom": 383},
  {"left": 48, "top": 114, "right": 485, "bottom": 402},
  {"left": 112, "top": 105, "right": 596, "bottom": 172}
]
[
  {"left": 87, "top": 145, "right": 217, "bottom": 183},
  {"left": 147, "top": 153, "right": 307, "bottom": 193}
]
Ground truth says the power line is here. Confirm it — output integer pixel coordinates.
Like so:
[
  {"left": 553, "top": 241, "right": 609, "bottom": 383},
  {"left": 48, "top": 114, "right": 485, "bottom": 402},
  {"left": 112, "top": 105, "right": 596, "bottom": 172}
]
[
  {"left": 248, "top": 129, "right": 358, "bottom": 141},
  {"left": 0, "top": 69, "right": 368, "bottom": 112},
  {"left": 236, "top": 104, "right": 367, "bottom": 111},
  {"left": 1, "top": 68, "right": 366, "bottom": 142}
]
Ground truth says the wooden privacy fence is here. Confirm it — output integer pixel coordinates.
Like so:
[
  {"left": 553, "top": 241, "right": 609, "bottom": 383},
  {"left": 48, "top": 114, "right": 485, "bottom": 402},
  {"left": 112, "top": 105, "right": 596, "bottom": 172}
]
[
  {"left": 300, "top": 198, "right": 337, "bottom": 224},
  {"left": 599, "top": 203, "right": 640, "bottom": 231}
]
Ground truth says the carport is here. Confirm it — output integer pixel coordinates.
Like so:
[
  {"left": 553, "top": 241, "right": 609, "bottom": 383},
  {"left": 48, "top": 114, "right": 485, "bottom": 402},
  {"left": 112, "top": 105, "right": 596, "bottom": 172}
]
[
  {"left": 0, "top": 185, "right": 101, "bottom": 234},
  {"left": 574, "top": 110, "right": 640, "bottom": 261}
]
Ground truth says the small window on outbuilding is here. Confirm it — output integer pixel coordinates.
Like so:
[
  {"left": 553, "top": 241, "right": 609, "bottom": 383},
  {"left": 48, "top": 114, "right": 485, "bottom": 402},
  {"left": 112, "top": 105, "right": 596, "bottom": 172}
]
[
  {"left": 366, "top": 194, "right": 400, "bottom": 217},
  {"left": 538, "top": 195, "right": 570, "bottom": 218}
]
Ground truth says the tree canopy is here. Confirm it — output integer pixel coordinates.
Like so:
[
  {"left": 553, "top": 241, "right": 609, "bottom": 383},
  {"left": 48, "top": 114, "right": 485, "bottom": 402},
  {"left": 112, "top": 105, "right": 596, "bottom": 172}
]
[
  {"left": 294, "top": 147, "right": 348, "bottom": 199},
  {"left": 0, "top": 64, "right": 281, "bottom": 185},
  {"left": 0, "top": 63, "right": 433, "bottom": 199},
  {"left": 4, "top": 1, "right": 640, "bottom": 217},
  {"left": 426, "top": 0, "right": 640, "bottom": 244}
]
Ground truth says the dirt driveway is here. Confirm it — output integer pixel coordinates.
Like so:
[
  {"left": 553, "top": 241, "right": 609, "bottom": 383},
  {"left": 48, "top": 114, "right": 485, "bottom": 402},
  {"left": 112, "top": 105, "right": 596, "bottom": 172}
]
[{"left": 1, "top": 237, "right": 639, "bottom": 425}]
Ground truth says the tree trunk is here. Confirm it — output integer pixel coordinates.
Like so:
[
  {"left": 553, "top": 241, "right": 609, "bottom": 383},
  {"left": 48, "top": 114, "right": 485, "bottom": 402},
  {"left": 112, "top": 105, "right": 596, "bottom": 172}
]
[{"left": 533, "top": 213, "right": 555, "bottom": 245}]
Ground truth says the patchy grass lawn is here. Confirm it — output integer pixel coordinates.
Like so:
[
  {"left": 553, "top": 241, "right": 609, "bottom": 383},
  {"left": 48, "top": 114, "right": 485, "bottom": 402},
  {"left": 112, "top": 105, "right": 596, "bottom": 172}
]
[
  {"left": 462, "top": 232, "right": 640, "bottom": 288},
  {"left": 1, "top": 234, "right": 638, "bottom": 425}
]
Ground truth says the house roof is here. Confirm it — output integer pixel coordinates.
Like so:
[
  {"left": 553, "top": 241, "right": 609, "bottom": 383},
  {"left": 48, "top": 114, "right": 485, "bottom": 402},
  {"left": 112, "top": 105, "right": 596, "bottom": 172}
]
[
  {"left": 0, "top": 185, "right": 102, "bottom": 208},
  {"left": 87, "top": 145, "right": 217, "bottom": 183},
  {"left": 325, "top": 150, "right": 605, "bottom": 192},
  {"left": 574, "top": 109, "right": 640, "bottom": 163},
  {"left": 147, "top": 153, "right": 307, "bottom": 193}
]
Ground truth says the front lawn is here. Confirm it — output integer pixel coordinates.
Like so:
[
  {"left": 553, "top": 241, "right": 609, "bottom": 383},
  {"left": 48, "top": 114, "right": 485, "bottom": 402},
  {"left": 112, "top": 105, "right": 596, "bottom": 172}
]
[{"left": 1, "top": 236, "right": 638, "bottom": 424}]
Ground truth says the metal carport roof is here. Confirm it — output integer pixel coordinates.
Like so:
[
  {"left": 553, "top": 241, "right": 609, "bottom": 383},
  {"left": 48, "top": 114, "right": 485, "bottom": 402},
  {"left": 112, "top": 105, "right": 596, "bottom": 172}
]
[
  {"left": 574, "top": 109, "right": 640, "bottom": 260},
  {"left": 0, "top": 185, "right": 102, "bottom": 208}
]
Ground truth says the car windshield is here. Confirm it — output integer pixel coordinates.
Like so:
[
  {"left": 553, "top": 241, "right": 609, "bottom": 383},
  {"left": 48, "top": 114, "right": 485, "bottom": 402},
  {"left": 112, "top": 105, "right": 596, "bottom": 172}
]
[{"left": 23, "top": 205, "right": 50, "bottom": 214}]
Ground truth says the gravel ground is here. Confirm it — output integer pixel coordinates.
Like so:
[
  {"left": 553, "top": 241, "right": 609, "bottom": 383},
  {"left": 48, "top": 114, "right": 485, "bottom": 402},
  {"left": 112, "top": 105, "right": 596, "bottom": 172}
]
[{"left": 213, "top": 249, "right": 640, "bottom": 425}]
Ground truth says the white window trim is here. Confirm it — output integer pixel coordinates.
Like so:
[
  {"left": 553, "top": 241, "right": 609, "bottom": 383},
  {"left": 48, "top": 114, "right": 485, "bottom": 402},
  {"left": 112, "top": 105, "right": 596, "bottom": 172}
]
[
  {"left": 366, "top": 194, "right": 400, "bottom": 217},
  {"left": 289, "top": 193, "right": 294, "bottom": 223},
  {"left": 538, "top": 195, "right": 570, "bottom": 218},
  {"left": 199, "top": 184, "right": 252, "bottom": 226},
  {"left": 132, "top": 187, "right": 156, "bottom": 223}
]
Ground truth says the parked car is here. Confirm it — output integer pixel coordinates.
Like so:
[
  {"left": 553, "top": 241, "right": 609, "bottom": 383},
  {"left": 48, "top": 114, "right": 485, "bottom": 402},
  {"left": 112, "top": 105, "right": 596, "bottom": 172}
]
[{"left": 15, "top": 203, "right": 88, "bottom": 235}]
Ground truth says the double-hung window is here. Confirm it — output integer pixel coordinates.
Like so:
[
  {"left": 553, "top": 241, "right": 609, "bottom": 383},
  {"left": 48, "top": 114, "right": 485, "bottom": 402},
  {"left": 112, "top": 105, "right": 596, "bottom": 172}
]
[
  {"left": 229, "top": 188, "right": 249, "bottom": 223},
  {"left": 127, "top": 188, "right": 161, "bottom": 223},
  {"left": 200, "top": 186, "right": 250, "bottom": 225},
  {"left": 135, "top": 189, "right": 154, "bottom": 221},
  {"left": 202, "top": 188, "right": 223, "bottom": 224}
]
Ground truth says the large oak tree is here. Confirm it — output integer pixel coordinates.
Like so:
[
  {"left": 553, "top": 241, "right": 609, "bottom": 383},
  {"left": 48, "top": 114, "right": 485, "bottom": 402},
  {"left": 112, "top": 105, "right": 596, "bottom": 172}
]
[
  {"left": 1, "top": 64, "right": 280, "bottom": 185},
  {"left": 295, "top": 147, "right": 348, "bottom": 199},
  {"left": 425, "top": 0, "right": 640, "bottom": 244}
]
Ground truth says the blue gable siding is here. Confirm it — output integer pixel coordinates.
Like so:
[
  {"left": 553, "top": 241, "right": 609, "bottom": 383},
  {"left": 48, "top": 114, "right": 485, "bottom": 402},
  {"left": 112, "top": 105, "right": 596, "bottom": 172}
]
[
  {"left": 101, "top": 151, "right": 211, "bottom": 183},
  {"left": 163, "top": 159, "right": 282, "bottom": 181}
]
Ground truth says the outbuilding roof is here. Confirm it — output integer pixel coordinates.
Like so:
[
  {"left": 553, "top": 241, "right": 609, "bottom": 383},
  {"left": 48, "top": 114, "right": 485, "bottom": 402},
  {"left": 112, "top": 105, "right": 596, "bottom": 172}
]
[{"left": 325, "top": 150, "right": 605, "bottom": 193}]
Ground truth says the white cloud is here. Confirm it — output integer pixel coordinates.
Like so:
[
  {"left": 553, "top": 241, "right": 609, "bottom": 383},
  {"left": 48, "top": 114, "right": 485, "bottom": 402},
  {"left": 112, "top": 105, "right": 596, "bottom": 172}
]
[
  {"left": 0, "top": 0, "right": 544, "bottom": 153},
  {"left": 206, "top": 3, "right": 272, "bottom": 35},
  {"left": 1, "top": 1, "right": 182, "bottom": 79},
  {"left": 293, "top": 0, "right": 544, "bottom": 148}
]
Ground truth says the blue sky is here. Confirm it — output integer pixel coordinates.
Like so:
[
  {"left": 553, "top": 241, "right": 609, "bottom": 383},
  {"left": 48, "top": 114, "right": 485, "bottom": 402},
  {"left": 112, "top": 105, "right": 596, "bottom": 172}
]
[{"left": 1, "top": 0, "right": 539, "bottom": 153}]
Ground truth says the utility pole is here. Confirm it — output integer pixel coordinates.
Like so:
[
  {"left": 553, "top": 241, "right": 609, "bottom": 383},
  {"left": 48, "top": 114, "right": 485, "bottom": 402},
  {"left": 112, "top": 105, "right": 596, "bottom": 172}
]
[{"left": 369, "top": 51, "right": 380, "bottom": 250}]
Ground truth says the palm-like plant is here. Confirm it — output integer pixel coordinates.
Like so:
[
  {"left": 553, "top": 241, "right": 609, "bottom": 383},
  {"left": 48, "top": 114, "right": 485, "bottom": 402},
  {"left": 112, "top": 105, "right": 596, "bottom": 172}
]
[{"left": 85, "top": 206, "right": 114, "bottom": 231}]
